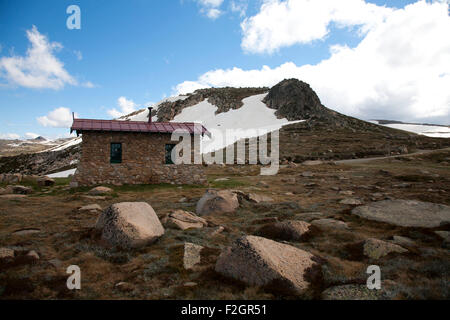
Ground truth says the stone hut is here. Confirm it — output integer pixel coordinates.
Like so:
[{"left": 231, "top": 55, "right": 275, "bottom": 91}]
[{"left": 69, "top": 109, "right": 209, "bottom": 186}]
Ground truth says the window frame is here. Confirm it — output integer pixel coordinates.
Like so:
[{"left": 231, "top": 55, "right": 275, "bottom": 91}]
[
  {"left": 110, "top": 142, "right": 122, "bottom": 164},
  {"left": 165, "top": 143, "right": 176, "bottom": 165}
]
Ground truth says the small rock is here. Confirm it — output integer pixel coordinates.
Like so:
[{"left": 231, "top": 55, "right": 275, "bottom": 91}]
[
  {"left": 214, "top": 178, "right": 229, "bottom": 182},
  {"left": 48, "top": 258, "right": 62, "bottom": 269},
  {"left": 81, "top": 195, "right": 107, "bottom": 201},
  {"left": 166, "top": 210, "right": 207, "bottom": 230},
  {"left": 302, "top": 160, "right": 323, "bottom": 166},
  {"left": 331, "top": 186, "right": 340, "bottom": 191},
  {"left": 79, "top": 204, "right": 102, "bottom": 212},
  {"left": 339, "top": 190, "right": 354, "bottom": 196},
  {"left": 281, "top": 178, "right": 296, "bottom": 184},
  {"left": 88, "top": 186, "right": 113, "bottom": 196},
  {"left": 0, "top": 248, "right": 15, "bottom": 262},
  {"left": 11, "top": 185, "right": 33, "bottom": 195},
  {"left": 115, "top": 282, "right": 134, "bottom": 292},
  {"left": 258, "top": 220, "right": 312, "bottom": 241},
  {"left": 184, "top": 243, "right": 203, "bottom": 270},
  {"left": 196, "top": 189, "right": 239, "bottom": 216},
  {"left": 300, "top": 171, "right": 314, "bottom": 177},
  {"left": 178, "top": 197, "right": 188, "bottom": 203},
  {"left": 12, "top": 228, "right": 40, "bottom": 236},
  {"left": 209, "top": 226, "right": 225, "bottom": 237},
  {"left": 37, "top": 176, "right": 55, "bottom": 187},
  {"left": 311, "top": 218, "right": 349, "bottom": 230},
  {"left": 247, "top": 193, "right": 274, "bottom": 203},
  {"left": 183, "top": 282, "right": 198, "bottom": 287},
  {"left": 26, "top": 250, "right": 40, "bottom": 260},
  {"left": 339, "top": 198, "right": 363, "bottom": 205},
  {"left": 363, "top": 238, "right": 408, "bottom": 260},
  {"left": 392, "top": 236, "right": 415, "bottom": 247}
]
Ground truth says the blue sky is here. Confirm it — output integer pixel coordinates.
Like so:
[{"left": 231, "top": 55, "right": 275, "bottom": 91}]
[{"left": 0, "top": 0, "right": 449, "bottom": 139}]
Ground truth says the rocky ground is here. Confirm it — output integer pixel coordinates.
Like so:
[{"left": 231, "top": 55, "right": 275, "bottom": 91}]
[{"left": 0, "top": 149, "right": 449, "bottom": 300}]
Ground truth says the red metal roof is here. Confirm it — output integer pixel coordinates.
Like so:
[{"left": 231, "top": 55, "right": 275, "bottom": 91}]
[{"left": 70, "top": 119, "right": 210, "bottom": 136}]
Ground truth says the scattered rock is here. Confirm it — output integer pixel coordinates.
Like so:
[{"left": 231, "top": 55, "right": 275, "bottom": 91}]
[
  {"left": 12, "top": 228, "right": 40, "bottom": 236},
  {"left": 26, "top": 250, "right": 40, "bottom": 260},
  {"left": 311, "top": 218, "right": 349, "bottom": 230},
  {"left": 339, "top": 190, "right": 354, "bottom": 196},
  {"left": 331, "top": 186, "right": 340, "bottom": 191},
  {"left": 48, "top": 258, "right": 62, "bottom": 269},
  {"left": 183, "top": 242, "right": 203, "bottom": 270},
  {"left": 294, "top": 212, "right": 324, "bottom": 222},
  {"left": 95, "top": 202, "right": 164, "bottom": 249},
  {"left": 247, "top": 193, "right": 274, "bottom": 203},
  {"left": 281, "top": 177, "right": 296, "bottom": 184},
  {"left": 215, "top": 235, "right": 322, "bottom": 296},
  {"left": 115, "top": 282, "right": 134, "bottom": 292},
  {"left": 257, "top": 220, "right": 312, "bottom": 241},
  {"left": 340, "top": 198, "right": 363, "bottom": 205},
  {"left": 81, "top": 195, "right": 107, "bottom": 201},
  {"left": 79, "top": 204, "right": 102, "bottom": 212},
  {"left": 257, "top": 181, "right": 269, "bottom": 188},
  {"left": 352, "top": 200, "right": 450, "bottom": 228},
  {"left": 89, "top": 186, "right": 113, "bottom": 196},
  {"left": 435, "top": 231, "right": 450, "bottom": 248},
  {"left": 0, "top": 248, "right": 15, "bottom": 262},
  {"left": 11, "top": 185, "right": 33, "bottom": 195},
  {"left": 178, "top": 197, "right": 188, "bottom": 203},
  {"left": 183, "top": 282, "right": 198, "bottom": 287},
  {"left": 392, "top": 236, "right": 415, "bottom": 247},
  {"left": 363, "top": 238, "right": 408, "bottom": 260},
  {"left": 165, "top": 210, "right": 207, "bottom": 230},
  {"left": 214, "top": 178, "right": 229, "bottom": 182},
  {"left": 302, "top": 160, "right": 323, "bottom": 166},
  {"left": 37, "top": 176, "right": 55, "bottom": 187},
  {"left": 209, "top": 226, "right": 225, "bottom": 237},
  {"left": 300, "top": 171, "right": 314, "bottom": 177},
  {"left": 196, "top": 189, "right": 239, "bottom": 216}
]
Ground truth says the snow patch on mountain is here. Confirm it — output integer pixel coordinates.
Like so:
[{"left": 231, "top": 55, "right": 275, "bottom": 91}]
[
  {"left": 172, "top": 93, "right": 304, "bottom": 153},
  {"left": 371, "top": 121, "right": 450, "bottom": 138}
]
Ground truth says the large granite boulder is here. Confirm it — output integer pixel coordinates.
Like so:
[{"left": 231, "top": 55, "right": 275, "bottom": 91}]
[
  {"left": 95, "top": 202, "right": 164, "bottom": 249},
  {"left": 196, "top": 189, "right": 239, "bottom": 216},
  {"left": 352, "top": 200, "right": 450, "bottom": 228},
  {"left": 215, "top": 235, "right": 322, "bottom": 296}
]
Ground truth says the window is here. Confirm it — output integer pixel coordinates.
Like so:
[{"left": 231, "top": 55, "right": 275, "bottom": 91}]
[
  {"left": 165, "top": 144, "right": 175, "bottom": 164},
  {"left": 110, "top": 143, "right": 122, "bottom": 163}
]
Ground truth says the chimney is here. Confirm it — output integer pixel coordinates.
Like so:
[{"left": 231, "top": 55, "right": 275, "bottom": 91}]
[{"left": 148, "top": 107, "right": 153, "bottom": 123}]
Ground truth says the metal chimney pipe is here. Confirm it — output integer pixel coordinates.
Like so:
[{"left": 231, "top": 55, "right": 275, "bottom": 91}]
[{"left": 148, "top": 107, "right": 153, "bottom": 123}]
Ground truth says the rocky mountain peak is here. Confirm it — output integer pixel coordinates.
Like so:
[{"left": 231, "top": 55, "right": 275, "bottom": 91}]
[{"left": 263, "top": 78, "right": 329, "bottom": 121}]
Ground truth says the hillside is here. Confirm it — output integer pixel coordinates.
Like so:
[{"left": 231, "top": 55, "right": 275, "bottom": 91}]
[{"left": 0, "top": 79, "right": 449, "bottom": 175}]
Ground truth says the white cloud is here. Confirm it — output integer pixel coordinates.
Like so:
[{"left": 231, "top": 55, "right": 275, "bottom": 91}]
[
  {"left": 196, "top": 0, "right": 224, "bottom": 19},
  {"left": 0, "top": 133, "right": 20, "bottom": 140},
  {"left": 37, "top": 107, "right": 76, "bottom": 128},
  {"left": 175, "top": 1, "right": 450, "bottom": 123},
  {"left": 107, "top": 96, "right": 138, "bottom": 118},
  {"left": 241, "top": 0, "right": 393, "bottom": 54},
  {"left": 74, "top": 50, "right": 82, "bottom": 61},
  {"left": 0, "top": 25, "right": 78, "bottom": 89},
  {"left": 230, "top": 0, "right": 248, "bottom": 17},
  {"left": 25, "top": 132, "right": 40, "bottom": 139},
  {"left": 206, "top": 8, "right": 222, "bottom": 19}
]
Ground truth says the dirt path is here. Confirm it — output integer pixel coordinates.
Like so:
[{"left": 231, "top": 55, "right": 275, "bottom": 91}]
[{"left": 335, "top": 147, "right": 450, "bottom": 164}]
